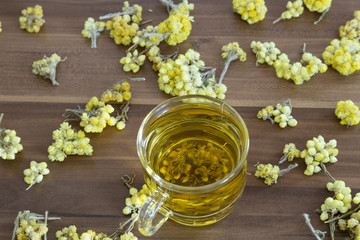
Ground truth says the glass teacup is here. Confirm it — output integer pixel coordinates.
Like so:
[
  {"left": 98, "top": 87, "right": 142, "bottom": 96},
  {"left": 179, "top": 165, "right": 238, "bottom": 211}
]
[{"left": 136, "top": 95, "right": 249, "bottom": 236}]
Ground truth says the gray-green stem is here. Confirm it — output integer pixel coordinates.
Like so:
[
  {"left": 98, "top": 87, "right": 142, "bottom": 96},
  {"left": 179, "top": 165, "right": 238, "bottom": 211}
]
[
  {"left": 303, "top": 213, "right": 326, "bottom": 240},
  {"left": 278, "top": 163, "right": 298, "bottom": 176},
  {"left": 314, "top": 8, "right": 329, "bottom": 25},
  {"left": 99, "top": 8, "right": 137, "bottom": 20},
  {"left": 159, "top": 0, "right": 177, "bottom": 10},
  {"left": 218, "top": 55, "right": 237, "bottom": 84},
  {"left": 320, "top": 162, "right": 336, "bottom": 182}
]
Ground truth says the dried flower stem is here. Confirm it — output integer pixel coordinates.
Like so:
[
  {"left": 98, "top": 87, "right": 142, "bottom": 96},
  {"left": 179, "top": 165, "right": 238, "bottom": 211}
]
[
  {"left": 193, "top": 36, "right": 215, "bottom": 49},
  {"left": 320, "top": 162, "right": 336, "bottom": 182},
  {"left": 303, "top": 213, "right": 326, "bottom": 240},
  {"left": 99, "top": 8, "right": 137, "bottom": 20},
  {"left": 278, "top": 163, "right": 298, "bottom": 176},
  {"left": 121, "top": 173, "right": 136, "bottom": 189},
  {"left": 324, "top": 204, "right": 360, "bottom": 224},
  {"left": 314, "top": 8, "right": 329, "bottom": 25},
  {"left": 11, "top": 211, "right": 21, "bottom": 240}
]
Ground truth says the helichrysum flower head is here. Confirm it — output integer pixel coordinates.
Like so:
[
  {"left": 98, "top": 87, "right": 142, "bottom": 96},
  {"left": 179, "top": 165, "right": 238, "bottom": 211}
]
[
  {"left": 254, "top": 162, "right": 298, "bottom": 185},
  {"left": 304, "top": 0, "right": 331, "bottom": 13},
  {"left": 320, "top": 180, "right": 353, "bottom": 221},
  {"left": 273, "top": 43, "right": 327, "bottom": 85},
  {"left": 64, "top": 81, "right": 132, "bottom": 133},
  {"left": 23, "top": 161, "right": 50, "bottom": 190},
  {"left": 335, "top": 100, "right": 360, "bottom": 126},
  {"left": 221, "top": 42, "right": 247, "bottom": 61},
  {"left": 130, "top": 25, "right": 162, "bottom": 51},
  {"left": 48, "top": 122, "right": 93, "bottom": 162},
  {"left": 251, "top": 41, "right": 281, "bottom": 65},
  {"left": 257, "top": 99, "right": 298, "bottom": 128},
  {"left": 81, "top": 17, "right": 105, "bottom": 48},
  {"left": 218, "top": 42, "right": 247, "bottom": 85},
  {"left": 273, "top": 0, "right": 304, "bottom": 24},
  {"left": 279, "top": 143, "right": 301, "bottom": 164},
  {"left": 0, "top": 113, "right": 23, "bottom": 160},
  {"left": 32, "top": 53, "right": 67, "bottom": 86},
  {"left": 120, "top": 50, "right": 146, "bottom": 73},
  {"left": 300, "top": 135, "right": 338, "bottom": 176},
  {"left": 158, "top": 0, "right": 194, "bottom": 46},
  {"left": 106, "top": 15, "right": 139, "bottom": 46},
  {"left": 233, "top": 0, "right": 267, "bottom": 24},
  {"left": 323, "top": 38, "right": 360, "bottom": 76},
  {"left": 339, "top": 11, "right": 360, "bottom": 40},
  {"left": 13, "top": 210, "right": 59, "bottom": 240},
  {"left": 150, "top": 47, "right": 230, "bottom": 99},
  {"left": 79, "top": 230, "right": 111, "bottom": 240},
  {"left": 122, "top": 1, "right": 143, "bottom": 24},
  {"left": 56, "top": 225, "right": 79, "bottom": 240},
  {"left": 19, "top": 5, "right": 45, "bottom": 33}
]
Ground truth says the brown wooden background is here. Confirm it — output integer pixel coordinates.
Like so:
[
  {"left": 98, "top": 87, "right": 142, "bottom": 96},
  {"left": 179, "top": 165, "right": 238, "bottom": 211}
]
[{"left": 1, "top": 0, "right": 360, "bottom": 239}]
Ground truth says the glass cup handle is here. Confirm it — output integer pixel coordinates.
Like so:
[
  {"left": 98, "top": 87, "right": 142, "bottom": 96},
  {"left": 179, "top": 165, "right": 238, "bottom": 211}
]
[{"left": 138, "top": 188, "right": 172, "bottom": 236}]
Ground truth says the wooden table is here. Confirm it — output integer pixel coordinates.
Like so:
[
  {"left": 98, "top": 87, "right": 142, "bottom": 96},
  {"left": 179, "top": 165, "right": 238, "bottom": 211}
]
[{"left": 1, "top": 0, "right": 360, "bottom": 239}]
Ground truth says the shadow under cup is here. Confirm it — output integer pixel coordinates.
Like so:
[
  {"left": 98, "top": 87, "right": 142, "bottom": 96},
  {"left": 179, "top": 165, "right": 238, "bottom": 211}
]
[{"left": 136, "top": 95, "right": 249, "bottom": 234}]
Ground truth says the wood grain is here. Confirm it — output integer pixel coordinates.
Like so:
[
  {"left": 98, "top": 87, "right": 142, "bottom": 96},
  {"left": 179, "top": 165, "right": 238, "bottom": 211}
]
[{"left": 1, "top": 0, "right": 360, "bottom": 239}]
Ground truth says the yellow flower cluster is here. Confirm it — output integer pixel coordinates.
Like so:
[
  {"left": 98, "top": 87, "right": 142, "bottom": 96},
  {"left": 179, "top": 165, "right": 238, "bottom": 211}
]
[
  {"left": 146, "top": 45, "right": 178, "bottom": 71},
  {"left": 273, "top": 0, "right": 304, "bottom": 24},
  {"left": 131, "top": 26, "right": 162, "bottom": 51},
  {"left": 105, "top": 15, "right": 139, "bottom": 46},
  {"left": 56, "top": 226, "right": 112, "bottom": 240},
  {"left": 122, "top": 185, "right": 150, "bottom": 216},
  {"left": 279, "top": 143, "right": 301, "bottom": 164},
  {"left": 158, "top": 0, "right": 194, "bottom": 46},
  {"left": 300, "top": 135, "right": 338, "bottom": 176},
  {"left": 100, "top": 1, "right": 142, "bottom": 23},
  {"left": 149, "top": 47, "right": 227, "bottom": 99},
  {"left": 81, "top": 100, "right": 115, "bottom": 133},
  {"left": 274, "top": 50, "right": 328, "bottom": 85},
  {"left": 338, "top": 210, "right": 360, "bottom": 239},
  {"left": 233, "top": 0, "right": 267, "bottom": 24},
  {"left": 252, "top": 41, "right": 327, "bottom": 84},
  {"left": 120, "top": 50, "right": 146, "bottom": 73},
  {"left": 118, "top": 232, "right": 138, "bottom": 240},
  {"left": 250, "top": 41, "right": 281, "bottom": 65},
  {"left": 14, "top": 210, "right": 49, "bottom": 240},
  {"left": 339, "top": 11, "right": 360, "bottom": 40},
  {"left": 56, "top": 225, "right": 79, "bottom": 240},
  {"left": 335, "top": 100, "right": 360, "bottom": 126},
  {"left": 122, "top": 1, "right": 143, "bottom": 24},
  {"left": 32, "top": 53, "right": 67, "bottom": 86},
  {"left": 0, "top": 114, "right": 23, "bottom": 160},
  {"left": 304, "top": 0, "right": 331, "bottom": 13},
  {"left": 320, "top": 180, "right": 353, "bottom": 221},
  {"left": 81, "top": 17, "right": 106, "bottom": 48},
  {"left": 257, "top": 99, "right": 298, "bottom": 128},
  {"left": 48, "top": 122, "right": 93, "bottom": 162},
  {"left": 219, "top": 42, "right": 247, "bottom": 84},
  {"left": 254, "top": 163, "right": 280, "bottom": 186},
  {"left": 254, "top": 162, "right": 298, "bottom": 186},
  {"left": 0, "top": 21, "right": 2, "bottom": 33},
  {"left": 19, "top": 5, "right": 45, "bottom": 33},
  {"left": 323, "top": 38, "right": 360, "bottom": 76},
  {"left": 23, "top": 161, "right": 50, "bottom": 190},
  {"left": 64, "top": 81, "right": 132, "bottom": 132},
  {"left": 100, "top": 80, "right": 132, "bottom": 103},
  {"left": 79, "top": 230, "right": 111, "bottom": 240}
]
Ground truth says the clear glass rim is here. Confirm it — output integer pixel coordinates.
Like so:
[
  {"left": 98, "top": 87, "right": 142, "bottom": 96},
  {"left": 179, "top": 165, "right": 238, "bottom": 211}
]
[{"left": 136, "top": 95, "right": 249, "bottom": 194}]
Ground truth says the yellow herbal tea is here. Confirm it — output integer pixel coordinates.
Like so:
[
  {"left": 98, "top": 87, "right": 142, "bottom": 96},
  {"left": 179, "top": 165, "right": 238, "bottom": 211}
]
[{"left": 137, "top": 95, "right": 249, "bottom": 229}]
